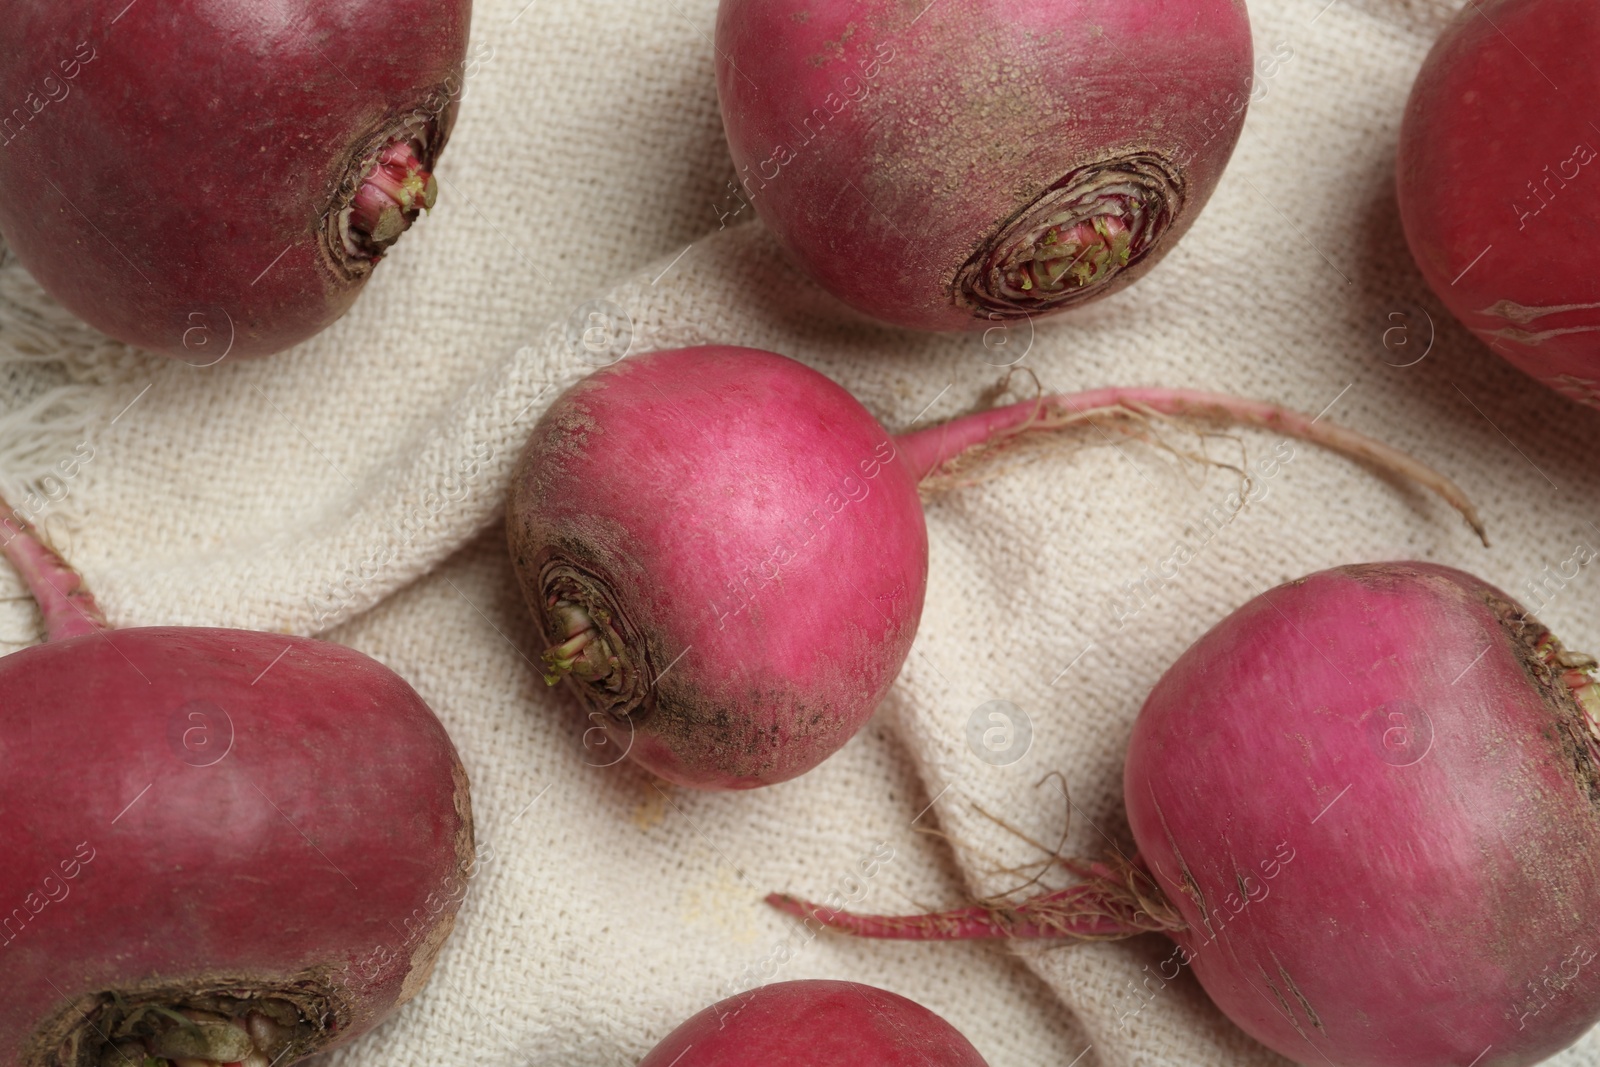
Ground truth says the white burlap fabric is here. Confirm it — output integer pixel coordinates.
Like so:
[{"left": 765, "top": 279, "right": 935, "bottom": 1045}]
[{"left": 4, "top": 0, "right": 1599, "bottom": 1063}]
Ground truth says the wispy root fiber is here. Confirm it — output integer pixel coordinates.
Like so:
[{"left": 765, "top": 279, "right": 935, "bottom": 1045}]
[
  {"left": 767, "top": 773, "right": 1186, "bottom": 943},
  {"left": 910, "top": 371, "right": 1488, "bottom": 546},
  {"left": 766, "top": 850, "right": 1184, "bottom": 942}
]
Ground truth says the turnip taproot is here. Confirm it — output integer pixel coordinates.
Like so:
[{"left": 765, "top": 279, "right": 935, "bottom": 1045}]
[
  {"left": 714, "top": 0, "right": 1254, "bottom": 331},
  {"left": 0, "top": 507, "right": 475, "bottom": 1067},
  {"left": 1397, "top": 0, "right": 1600, "bottom": 407},
  {"left": 0, "top": 0, "right": 475, "bottom": 359},
  {"left": 637, "top": 979, "right": 989, "bottom": 1067},
  {"left": 507, "top": 346, "right": 1482, "bottom": 790},
  {"left": 772, "top": 562, "right": 1600, "bottom": 1067}
]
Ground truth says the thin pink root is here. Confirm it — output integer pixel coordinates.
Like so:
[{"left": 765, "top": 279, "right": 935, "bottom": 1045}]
[
  {"left": 895, "top": 386, "right": 1488, "bottom": 546},
  {"left": 766, "top": 882, "right": 1176, "bottom": 942},
  {"left": 0, "top": 497, "right": 108, "bottom": 642}
]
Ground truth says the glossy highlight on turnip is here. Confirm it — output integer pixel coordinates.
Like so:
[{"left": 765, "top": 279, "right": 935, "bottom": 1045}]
[
  {"left": 0, "top": 507, "right": 475, "bottom": 1067},
  {"left": 714, "top": 0, "right": 1254, "bottom": 331},
  {"left": 774, "top": 562, "right": 1600, "bottom": 1067},
  {"left": 0, "top": 0, "right": 475, "bottom": 359},
  {"left": 507, "top": 346, "right": 1482, "bottom": 791}
]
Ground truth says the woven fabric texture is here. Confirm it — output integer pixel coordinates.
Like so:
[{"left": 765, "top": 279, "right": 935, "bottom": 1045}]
[{"left": 2, "top": 0, "right": 1598, "bottom": 1064}]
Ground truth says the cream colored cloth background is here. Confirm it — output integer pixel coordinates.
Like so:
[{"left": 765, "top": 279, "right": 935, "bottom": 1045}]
[{"left": 3, "top": 0, "right": 1599, "bottom": 1063}]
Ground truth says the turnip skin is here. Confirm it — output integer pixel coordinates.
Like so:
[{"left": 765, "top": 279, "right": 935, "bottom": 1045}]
[
  {"left": 1127, "top": 562, "right": 1600, "bottom": 1067},
  {"left": 1397, "top": 0, "right": 1600, "bottom": 407},
  {"left": 637, "top": 980, "right": 990, "bottom": 1067},
  {"left": 0, "top": 0, "right": 472, "bottom": 359},
  {"left": 507, "top": 345, "right": 930, "bottom": 790},
  {"left": 714, "top": 0, "right": 1254, "bottom": 331},
  {"left": 0, "top": 516, "right": 475, "bottom": 1066}
]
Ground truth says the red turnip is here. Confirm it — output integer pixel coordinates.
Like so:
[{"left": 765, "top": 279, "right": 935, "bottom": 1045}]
[
  {"left": 506, "top": 345, "right": 1482, "bottom": 790},
  {"left": 1396, "top": 0, "right": 1600, "bottom": 408},
  {"left": 637, "top": 979, "right": 989, "bottom": 1067},
  {"left": 773, "top": 562, "right": 1600, "bottom": 1067},
  {"left": 0, "top": 508, "right": 475, "bottom": 1066},
  {"left": 714, "top": 0, "right": 1254, "bottom": 332},
  {"left": 0, "top": 0, "right": 475, "bottom": 360}
]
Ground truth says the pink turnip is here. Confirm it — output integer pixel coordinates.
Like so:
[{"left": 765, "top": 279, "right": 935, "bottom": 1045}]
[
  {"left": 506, "top": 345, "right": 1482, "bottom": 790},
  {"left": 0, "top": 507, "right": 475, "bottom": 1066},
  {"left": 1396, "top": 0, "right": 1600, "bottom": 408},
  {"left": 713, "top": 0, "right": 1255, "bottom": 331},
  {"left": 637, "top": 979, "right": 989, "bottom": 1067},
  {"left": 773, "top": 562, "right": 1600, "bottom": 1067},
  {"left": 0, "top": 0, "right": 474, "bottom": 359}
]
